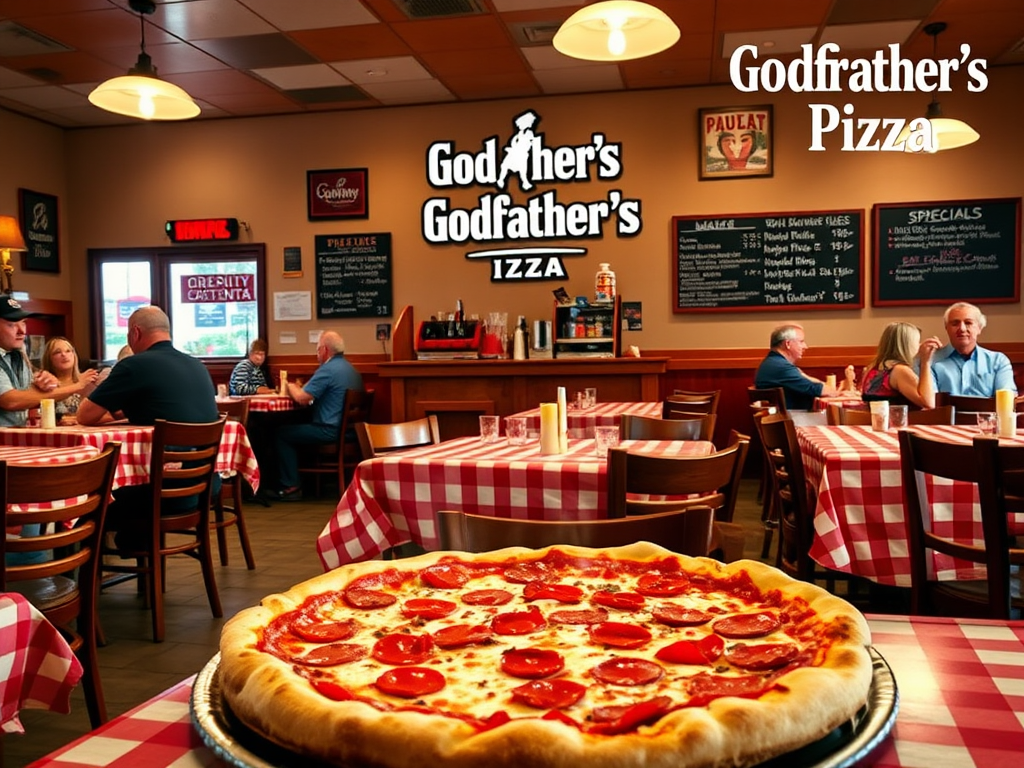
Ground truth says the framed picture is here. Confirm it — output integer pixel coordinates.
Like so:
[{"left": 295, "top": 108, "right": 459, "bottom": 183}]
[
  {"left": 18, "top": 188, "right": 60, "bottom": 272},
  {"left": 307, "top": 168, "right": 369, "bottom": 220},
  {"left": 698, "top": 105, "right": 773, "bottom": 180}
]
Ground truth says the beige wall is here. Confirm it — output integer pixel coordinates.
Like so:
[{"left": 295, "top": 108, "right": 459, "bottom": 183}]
[{"left": 4, "top": 65, "right": 1023, "bottom": 357}]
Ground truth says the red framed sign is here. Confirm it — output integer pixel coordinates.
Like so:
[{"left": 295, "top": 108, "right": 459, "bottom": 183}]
[{"left": 307, "top": 168, "right": 369, "bottom": 221}]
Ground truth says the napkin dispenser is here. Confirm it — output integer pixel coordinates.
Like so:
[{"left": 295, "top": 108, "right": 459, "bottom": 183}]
[{"left": 415, "top": 320, "right": 482, "bottom": 359}]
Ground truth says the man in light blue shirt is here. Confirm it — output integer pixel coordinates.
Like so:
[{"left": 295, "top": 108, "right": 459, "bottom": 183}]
[{"left": 928, "top": 302, "right": 1016, "bottom": 397}]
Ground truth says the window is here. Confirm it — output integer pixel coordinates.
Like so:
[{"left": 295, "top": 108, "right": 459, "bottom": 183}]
[{"left": 89, "top": 245, "right": 266, "bottom": 362}]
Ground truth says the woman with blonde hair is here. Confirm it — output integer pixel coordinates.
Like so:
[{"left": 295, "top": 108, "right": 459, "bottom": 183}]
[
  {"left": 860, "top": 322, "right": 942, "bottom": 409},
  {"left": 40, "top": 336, "right": 103, "bottom": 422}
]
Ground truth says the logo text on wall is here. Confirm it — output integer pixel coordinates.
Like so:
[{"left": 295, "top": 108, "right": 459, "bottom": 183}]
[{"left": 423, "top": 110, "right": 642, "bottom": 282}]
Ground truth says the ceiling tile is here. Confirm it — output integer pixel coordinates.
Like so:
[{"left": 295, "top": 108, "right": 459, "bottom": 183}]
[
  {"left": 288, "top": 25, "right": 412, "bottom": 61},
  {"left": 534, "top": 64, "right": 622, "bottom": 94},
  {"left": 359, "top": 78, "right": 455, "bottom": 104},
  {"left": 442, "top": 70, "right": 540, "bottom": 100},
  {"left": 722, "top": 28, "right": 819, "bottom": 58},
  {"left": 419, "top": 47, "right": 528, "bottom": 78},
  {"left": 191, "top": 33, "right": 318, "bottom": 69},
  {"left": 157, "top": 0, "right": 276, "bottom": 40},
  {"left": 390, "top": 16, "right": 512, "bottom": 52},
  {"left": 330, "top": 56, "right": 432, "bottom": 84},
  {"left": 821, "top": 21, "right": 921, "bottom": 50},
  {"left": 1, "top": 83, "right": 88, "bottom": 108},
  {"left": 238, "top": 0, "right": 380, "bottom": 30},
  {"left": 285, "top": 85, "right": 371, "bottom": 104},
  {"left": 251, "top": 63, "right": 350, "bottom": 90}
]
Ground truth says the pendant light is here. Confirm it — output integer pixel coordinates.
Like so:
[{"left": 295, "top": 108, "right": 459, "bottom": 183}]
[
  {"left": 553, "top": 1, "right": 680, "bottom": 62},
  {"left": 88, "top": 0, "right": 200, "bottom": 121},
  {"left": 899, "top": 22, "right": 979, "bottom": 152}
]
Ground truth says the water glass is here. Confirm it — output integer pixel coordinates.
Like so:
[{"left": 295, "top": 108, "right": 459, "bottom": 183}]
[
  {"left": 584, "top": 387, "right": 597, "bottom": 409},
  {"left": 869, "top": 400, "right": 889, "bottom": 432},
  {"left": 888, "top": 404, "right": 908, "bottom": 429},
  {"left": 216, "top": 383, "right": 228, "bottom": 398},
  {"left": 505, "top": 416, "right": 528, "bottom": 445},
  {"left": 977, "top": 411, "right": 998, "bottom": 435},
  {"left": 479, "top": 415, "right": 500, "bottom": 443},
  {"left": 594, "top": 425, "right": 620, "bottom": 457}
]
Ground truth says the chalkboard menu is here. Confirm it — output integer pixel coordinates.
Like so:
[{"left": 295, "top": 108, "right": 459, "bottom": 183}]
[
  {"left": 315, "top": 233, "right": 392, "bottom": 319},
  {"left": 873, "top": 198, "right": 1021, "bottom": 306},
  {"left": 673, "top": 210, "right": 864, "bottom": 313}
]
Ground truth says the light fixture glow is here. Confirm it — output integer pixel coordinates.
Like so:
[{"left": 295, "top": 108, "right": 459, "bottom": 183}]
[
  {"left": 0, "top": 215, "right": 27, "bottom": 295},
  {"left": 553, "top": 1, "right": 680, "bottom": 62},
  {"left": 88, "top": 0, "right": 199, "bottom": 121}
]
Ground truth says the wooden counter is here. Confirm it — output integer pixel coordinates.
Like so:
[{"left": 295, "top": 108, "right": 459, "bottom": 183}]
[{"left": 378, "top": 357, "right": 668, "bottom": 439}]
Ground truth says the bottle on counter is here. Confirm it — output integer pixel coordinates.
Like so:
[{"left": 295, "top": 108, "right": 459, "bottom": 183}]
[
  {"left": 513, "top": 315, "right": 527, "bottom": 360},
  {"left": 454, "top": 299, "right": 465, "bottom": 338},
  {"left": 595, "top": 262, "right": 616, "bottom": 302}
]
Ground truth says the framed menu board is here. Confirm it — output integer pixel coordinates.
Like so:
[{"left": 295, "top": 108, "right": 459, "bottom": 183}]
[
  {"left": 315, "top": 233, "right": 392, "bottom": 319},
  {"left": 673, "top": 210, "right": 864, "bottom": 313},
  {"left": 873, "top": 198, "right": 1021, "bottom": 306}
]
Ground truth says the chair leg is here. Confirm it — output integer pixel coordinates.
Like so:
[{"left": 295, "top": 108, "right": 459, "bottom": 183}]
[
  {"left": 199, "top": 526, "right": 224, "bottom": 619},
  {"left": 79, "top": 622, "right": 108, "bottom": 728},
  {"left": 149, "top": 551, "right": 165, "bottom": 643},
  {"left": 232, "top": 478, "right": 256, "bottom": 570}
]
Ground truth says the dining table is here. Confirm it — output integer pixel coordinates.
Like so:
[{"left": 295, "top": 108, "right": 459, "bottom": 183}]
[
  {"left": 507, "top": 401, "right": 662, "bottom": 439},
  {"left": 22, "top": 614, "right": 1024, "bottom": 767},
  {"left": 316, "top": 435, "right": 714, "bottom": 570},
  {"left": 797, "top": 424, "right": 1024, "bottom": 587},
  {"left": 0, "top": 420, "right": 260, "bottom": 493},
  {"left": 233, "top": 394, "right": 296, "bottom": 413},
  {"left": 0, "top": 592, "right": 83, "bottom": 735}
]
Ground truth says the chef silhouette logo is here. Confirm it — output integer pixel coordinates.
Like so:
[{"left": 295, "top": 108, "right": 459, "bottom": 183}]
[{"left": 497, "top": 110, "right": 538, "bottom": 192}]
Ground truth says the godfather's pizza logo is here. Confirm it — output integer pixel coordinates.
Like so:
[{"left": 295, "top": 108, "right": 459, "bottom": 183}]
[{"left": 423, "top": 110, "right": 642, "bottom": 282}]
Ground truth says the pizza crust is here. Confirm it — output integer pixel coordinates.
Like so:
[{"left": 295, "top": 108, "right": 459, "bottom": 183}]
[{"left": 219, "top": 543, "right": 873, "bottom": 768}]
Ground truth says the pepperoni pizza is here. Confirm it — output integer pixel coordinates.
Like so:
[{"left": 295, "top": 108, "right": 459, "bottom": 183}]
[{"left": 219, "top": 543, "right": 872, "bottom": 768}]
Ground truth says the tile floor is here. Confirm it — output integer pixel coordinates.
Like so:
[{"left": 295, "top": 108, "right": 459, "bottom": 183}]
[{"left": 1, "top": 479, "right": 788, "bottom": 766}]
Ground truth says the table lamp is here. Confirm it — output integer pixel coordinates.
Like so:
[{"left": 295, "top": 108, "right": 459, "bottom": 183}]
[{"left": 0, "top": 215, "right": 27, "bottom": 294}]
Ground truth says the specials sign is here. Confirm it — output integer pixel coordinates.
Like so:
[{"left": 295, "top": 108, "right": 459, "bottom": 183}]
[{"left": 423, "top": 110, "right": 643, "bottom": 282}]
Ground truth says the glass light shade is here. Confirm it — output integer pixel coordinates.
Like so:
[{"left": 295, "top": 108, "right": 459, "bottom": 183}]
[
  {"left": 553, "top": 1, "right": 680, "bottom": 62},
  {"left": 89, "top": 74, "right": 200, "bottom": 121},
  {"left": 897, "top": 100, "right": 980, "bottom": 153}
]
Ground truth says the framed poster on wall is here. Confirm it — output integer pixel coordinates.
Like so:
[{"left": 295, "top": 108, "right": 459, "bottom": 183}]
[
  {"left": 18, "top": 188, "right": 60, "bottom": 273},
  {"left": 307, "top": 168, "right": 369, "bottom": 220}
]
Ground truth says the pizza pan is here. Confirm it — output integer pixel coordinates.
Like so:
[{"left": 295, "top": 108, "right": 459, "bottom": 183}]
[{"left": 190, "top": 647, "right": 898, "bottom": 768}]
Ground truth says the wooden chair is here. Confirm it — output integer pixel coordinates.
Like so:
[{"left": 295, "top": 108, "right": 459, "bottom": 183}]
[
  {"left": 935, "top": 392, "right": 996, "bottom": 425},
  {"left": 620, "top": 412, "right": 716, "bottom": 441},
  {"left": 100, "top": 418, "right": 226, "bottom": 643},
  {"left": 606, "top": 434, "right": 749, "bottom": 524},
  {"left": 826, "top": 401, "right": 866, "bottom": 425},
  {"left": 835, "top": 404, "right": 955, "bottom": 426},
  {"left": 213, "top": 398, "right": 256, "bottom": 569},
  {"left": 1, "top": 443, "right": 121, "bottom": 728},
  {"left": 436, "top": 506, "right": 715, "bottom": 557},
  {"left": 899, "top": 430, "right": 1023, "bottom": 619},
  {"left": 300, "top": 388, "right": 374, "bottom": 497},
  {"left": 747, "top": 386, "right": 788, "bottom": 553},
  {"left": 664, "top": 389, "right": 720, "bottom": 417},
  {"left": 356, "top": 415, "right": 440, "bottom": 459}
]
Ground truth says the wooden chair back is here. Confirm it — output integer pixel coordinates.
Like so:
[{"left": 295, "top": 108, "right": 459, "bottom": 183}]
[
  {"left": 899, "top": 429, "right": 1022, "bottom": 619},
  {"left": 436, "top": 506, "right": 715, "bottom": 557},
  {"left": 935, "top": 392, "right": 995, "bottom": 424},
  {"left": 356, "top": 415, "right": 440, "bottom": 459},
  {"left": 213, "top": 398, "right": 256, "bottom": 569},
  {"left": 747, "top": 387, "right": 788, "bottom": 556},
  {"left": 101, "top": 418, "right": 226, "bottom": 642},
  {"left": 747, "top": 386, "right": 788, "bottom": 416},
  {"left": 1, "top": 442, "right": 121, "bottom": 727},
  {"left": 664, "top": 389, "right": 720, "bottom": 417},
  {"left": 301, "top": 388, "right": 375, "bottom": 495},
  {"left": 908, "top": 405, "right": 956, "bottom": 425},
  {"left": 215, "top": 397, "right": 250, "bottom": 426},
  {"left": 606, "top": 436, "right": 749, "bottom": 523},
  {"left": 620, "top": 412, "right": 715, "bottom": 441}
]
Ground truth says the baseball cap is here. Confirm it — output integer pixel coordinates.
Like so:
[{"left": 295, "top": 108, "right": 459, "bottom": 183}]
[{"left": 0, "top": 295, "right": 32, "bottom": 321}]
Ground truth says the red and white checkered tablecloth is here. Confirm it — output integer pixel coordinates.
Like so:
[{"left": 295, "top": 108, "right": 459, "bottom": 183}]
[
  {"left": 0, "top": 420, "right": 260, "bottom": 493},
  {"left": 236, "top": 394, "right": 296, "bottom": 413},
  {"left": 798, "top": 424, "right": 1024, "bottom": 587},
  {"left": 25, "top": 615, "right": 1024, "bottom": 767},
  {"left": 316, "top": 435, "right": 714, "bottom": 570},
  {"left": 509, "top": 401, "right": 663, "bottom": 439},
  {"left": 1, "top": 592, "right": 83, "bottom": 734}
]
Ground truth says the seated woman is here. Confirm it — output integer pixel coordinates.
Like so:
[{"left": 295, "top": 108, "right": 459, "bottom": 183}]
[
  {"left": 860, "top": 322, "right": 942, "bottom": 408},
  {"left": 230, "top": 339, "right": 275, "bottom": 395},
  {"left": 40, "top": 336, "right": 103, "bottom": 424}
]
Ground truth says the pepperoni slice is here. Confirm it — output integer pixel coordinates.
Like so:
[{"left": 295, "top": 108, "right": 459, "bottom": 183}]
[
  {"left": 461, "top": 589, "right": 513, "bottom": 606},
  {"left": 655, "top": 634, "right": 724, "bottom": 665},
  {"left": 291, "top": 643, "right": 367, "bottom": 666},
  {"left": 375, "top": 667, "right": 446, "bottom": 698},
  {"left": 686, "top": 672, "right": 774, "bottom": 706},
  {"left": 310, "top": 679, "right": 356, "bottom": 701},
  {"left": 511, "top": 679, "right": 586, "bottom": 709},
  {"left": 522, "top": 582, "right": 584, "bottom": 603},
  {"left": 591, "top": 695, "right": 673, "bottom": 723},
  {"left": 635, "top": 573, "right": 690, "bottom": 597},
  {"left": 500, "top": 648, "right": 564, "bottom": 679},
  {"left": 725, "top": 643, "right": 800, "bottom": 671},
  {"left": 431, "top": 624, "right": 493, "bottom": 649},
  {"left": 651, "top": 605, "right": 712, "bottom": 627},
  {"left": 588, "top": 696, "right": 673, "bottom": 734},
  {"left": 421, "top": 563, "right": 472, "bottom": 589},
  {"left": 591, "top": 591, "right": 646, "bottom": 612},
  {"left": 371, "top": 633, "right": 434, "bottom": 665},
  {"left": 588, "top": 621, "right": 652, "bottom": 649},
  {"left": 491, "top": 608, "right": 546, "bottom": 635},
  {"left": 591, "top": 657, "right": 664, "bottom": 686},
  {"left": 503, "top": 562, "right": 552, "bottom": 584},
  {"left": 344, "top": 588, "right": 397, "bottom": 609},
  {"left": 291, "top": 616, "right": 358, "bottom": 643},
  {"left": 401, "top": 598, "right": 458, "bottom": 620},
  {"left": 548, "top": 608, "right": 608, "bottom": 625},
  {"left": 712, "top": 612, "right": 781, "bottom": 639}
]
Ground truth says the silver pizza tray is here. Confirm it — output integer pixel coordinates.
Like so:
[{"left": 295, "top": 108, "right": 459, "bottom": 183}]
[{"left": 191, "top": 648, "right": 898, "bottom": 768}]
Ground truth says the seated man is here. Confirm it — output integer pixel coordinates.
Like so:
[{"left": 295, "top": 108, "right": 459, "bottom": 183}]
[
  {"left": 927, "top": 302, "right": 1016, "bottom": 396},
  {"left": 274, "top": 331, "right": 363, "bottom": 501},
  {"left": 754, "top": 323, "right": 839, "bottom": 411}
]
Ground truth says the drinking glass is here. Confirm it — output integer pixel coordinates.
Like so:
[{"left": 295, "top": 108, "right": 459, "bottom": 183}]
[
  {"left": 505, "top": 416, "right": 528, "bottom": 445},
  {"left": 479, "top": 415, "right": 500, "bottom": 443},
  {"left": 977, "top": 411, "right": 998, "bottom": 435},
  {"left": 888, "top": 405, "right": 908, "bottom": 429},
  {"left": 594, "top": 425, "right": 620, "bottom": 457},
  {"left": 869, "top": 400, "right": 889, "bottom": 432},
  {"left": 584, "top": 387, "right": 597, "bottom": 409}
]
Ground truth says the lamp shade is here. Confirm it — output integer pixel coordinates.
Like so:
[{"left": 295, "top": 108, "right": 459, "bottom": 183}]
[
  {"left": 0, "top": 216, "right": 27, "bottom": 252},
  {"left": 89, "top": 74, "right": 200, "bottom": 121},
  {"left": 553, "top": 1, "right": 680, "bottom": 62},
  {"left": 897, "top": 100, "right": 980, "bottom": 153}
]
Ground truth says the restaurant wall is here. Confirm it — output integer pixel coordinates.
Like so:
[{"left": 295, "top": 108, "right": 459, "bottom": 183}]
[{"left": 7, "top": 65, "right": 1024, "bottom": 359}]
